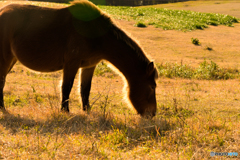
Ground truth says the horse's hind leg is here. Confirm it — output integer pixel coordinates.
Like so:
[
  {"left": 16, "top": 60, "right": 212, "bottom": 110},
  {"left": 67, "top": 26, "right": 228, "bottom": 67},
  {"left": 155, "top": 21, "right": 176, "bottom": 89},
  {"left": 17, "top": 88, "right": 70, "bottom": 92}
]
[
  {"left": 0, "top": 73, "right": 5, "bottom": 111},
  {"left": 61, "top": 66, "right": 79, "bottom": 112},
  {"left": 80, "top": 66, "right": 96, "bottom": 111},
  {"left": 0, "top": 56, "right": 17, "bottom": 111}
]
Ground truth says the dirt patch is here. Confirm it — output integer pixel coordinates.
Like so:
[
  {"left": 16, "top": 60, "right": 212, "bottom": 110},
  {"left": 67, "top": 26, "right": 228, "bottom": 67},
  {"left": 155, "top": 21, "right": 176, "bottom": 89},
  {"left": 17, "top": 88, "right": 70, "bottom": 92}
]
[{"left": 116, "top": 20, "right": 240, "bottom": 69}]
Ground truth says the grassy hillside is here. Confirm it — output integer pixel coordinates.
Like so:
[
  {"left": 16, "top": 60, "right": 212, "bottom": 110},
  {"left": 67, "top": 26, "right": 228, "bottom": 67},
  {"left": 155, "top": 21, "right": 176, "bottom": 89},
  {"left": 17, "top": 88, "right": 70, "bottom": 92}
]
[{"left": 99, "top": 5, "right": 238, "bottom": 31}]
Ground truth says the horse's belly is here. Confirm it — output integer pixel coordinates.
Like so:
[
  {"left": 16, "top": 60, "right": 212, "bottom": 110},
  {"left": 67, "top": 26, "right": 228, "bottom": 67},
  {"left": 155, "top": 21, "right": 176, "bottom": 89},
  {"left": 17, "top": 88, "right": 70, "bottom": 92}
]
[
  {"left": 10, "top": 34, "right": 66, "bottom": 72},
  {"left": 12, "top": 48, "right": 64, "bottom": 72},
  {"left": 21, "top": 59, "right": 63, "bottom": 72}
]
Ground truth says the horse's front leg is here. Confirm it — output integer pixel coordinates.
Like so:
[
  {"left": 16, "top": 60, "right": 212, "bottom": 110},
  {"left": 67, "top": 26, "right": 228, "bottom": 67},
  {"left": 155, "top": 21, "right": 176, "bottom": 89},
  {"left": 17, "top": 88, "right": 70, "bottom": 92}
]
[
  {"left": 61, "top": 66, "right": 79, "bottom": 113},
  {"left": 80, "top": 66, "right": 96, "bottom": 111}
]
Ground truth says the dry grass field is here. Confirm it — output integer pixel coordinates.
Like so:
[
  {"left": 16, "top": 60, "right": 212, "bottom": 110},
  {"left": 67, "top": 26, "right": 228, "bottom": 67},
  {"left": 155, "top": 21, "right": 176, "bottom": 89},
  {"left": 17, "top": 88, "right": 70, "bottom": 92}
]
[{"left": 0, "top": 0, "right": 239, "bottom": 159}]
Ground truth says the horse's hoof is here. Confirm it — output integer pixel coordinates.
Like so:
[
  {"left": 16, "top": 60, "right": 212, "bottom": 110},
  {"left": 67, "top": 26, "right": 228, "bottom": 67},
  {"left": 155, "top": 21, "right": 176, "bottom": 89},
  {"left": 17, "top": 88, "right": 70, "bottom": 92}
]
[
  {"left": 0, "top": 108, "right": 9, "bottom": 114},
  {"left": 83, "top": 105, "right": 91, "bottom": 114},
  {"left": 61, "top": 108, "right": 70, "bottom": 113}
]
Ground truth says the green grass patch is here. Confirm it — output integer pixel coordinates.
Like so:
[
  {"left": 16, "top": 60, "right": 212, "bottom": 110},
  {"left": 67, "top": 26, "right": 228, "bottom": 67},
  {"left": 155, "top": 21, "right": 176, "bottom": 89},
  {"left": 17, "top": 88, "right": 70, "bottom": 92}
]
[
  {"left": 99, "top": 6, "right": 238, "bottom": 31},
  {"left": 93, "top": 60, "right": 239, "bottom": 80},
  {"left": 94, "top": 62, "right": 117, "bottom": 78},
  {"left": 156, "top": 60, "right": 239, "bottom": 80}
]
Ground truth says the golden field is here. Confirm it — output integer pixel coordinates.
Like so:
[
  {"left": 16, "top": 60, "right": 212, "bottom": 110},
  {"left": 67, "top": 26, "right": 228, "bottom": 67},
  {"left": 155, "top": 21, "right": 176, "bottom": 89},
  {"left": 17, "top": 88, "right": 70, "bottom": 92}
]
[{"left": 0, "top": 0, "right": 239, "bottom": 159}]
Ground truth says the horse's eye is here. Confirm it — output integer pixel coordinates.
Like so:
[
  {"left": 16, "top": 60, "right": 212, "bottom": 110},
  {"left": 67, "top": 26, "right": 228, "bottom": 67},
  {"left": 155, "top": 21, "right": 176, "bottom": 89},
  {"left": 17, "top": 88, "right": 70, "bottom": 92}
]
[{"left": 151, "top": 86, "right": 155, "bottom": 90}]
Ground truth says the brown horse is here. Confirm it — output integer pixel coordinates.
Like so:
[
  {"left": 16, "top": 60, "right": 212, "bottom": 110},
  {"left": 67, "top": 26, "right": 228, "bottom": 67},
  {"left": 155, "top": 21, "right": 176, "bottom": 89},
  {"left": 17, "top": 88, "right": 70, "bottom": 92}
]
[{"left": 0, "top": 0, "right": 158, "bottom": 117}]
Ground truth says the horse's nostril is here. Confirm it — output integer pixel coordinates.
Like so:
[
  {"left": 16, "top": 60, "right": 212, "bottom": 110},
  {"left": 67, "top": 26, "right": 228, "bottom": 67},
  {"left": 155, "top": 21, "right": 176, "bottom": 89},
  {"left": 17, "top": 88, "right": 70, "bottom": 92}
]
[{"left": 152, "top": 111, "right": 156, "bottom": 117}]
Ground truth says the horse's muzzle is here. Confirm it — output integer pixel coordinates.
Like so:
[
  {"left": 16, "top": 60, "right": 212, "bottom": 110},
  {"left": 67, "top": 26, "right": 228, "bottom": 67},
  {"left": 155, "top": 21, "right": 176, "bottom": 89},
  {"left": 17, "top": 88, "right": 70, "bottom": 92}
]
[{"left": 141, "top": 106, "right": 156, "bottom": 119}]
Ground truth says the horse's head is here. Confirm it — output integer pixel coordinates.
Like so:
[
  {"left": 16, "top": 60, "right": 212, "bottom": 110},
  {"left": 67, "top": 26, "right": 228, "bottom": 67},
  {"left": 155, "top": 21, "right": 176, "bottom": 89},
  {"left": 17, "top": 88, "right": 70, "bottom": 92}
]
[{"left": 128, "top": 62, "right": 158, "bottom": 118}]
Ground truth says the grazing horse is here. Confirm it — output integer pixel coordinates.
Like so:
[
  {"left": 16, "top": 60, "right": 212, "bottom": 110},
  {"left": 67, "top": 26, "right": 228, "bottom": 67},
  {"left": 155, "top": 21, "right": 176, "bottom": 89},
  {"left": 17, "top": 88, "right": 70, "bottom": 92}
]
[{"left": 0, "top": 0, "right": 158, "bottom": 117}]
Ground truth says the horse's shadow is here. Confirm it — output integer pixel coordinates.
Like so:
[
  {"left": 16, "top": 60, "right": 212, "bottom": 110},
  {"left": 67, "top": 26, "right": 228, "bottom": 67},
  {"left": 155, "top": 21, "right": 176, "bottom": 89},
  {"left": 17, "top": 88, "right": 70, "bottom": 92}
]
[{"left": 0, "top": 110, "right": 169, "bottom": 149}]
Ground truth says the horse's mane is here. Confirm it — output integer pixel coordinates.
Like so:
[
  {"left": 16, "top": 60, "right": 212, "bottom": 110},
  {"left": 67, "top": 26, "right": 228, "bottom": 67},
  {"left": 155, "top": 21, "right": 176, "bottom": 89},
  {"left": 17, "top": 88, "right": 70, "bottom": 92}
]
[
  {"left": 69, "top": 0, "right": 150, "bottom": 64},
  {"left": 109, "top": 21, "right": 150, "bottom": 63}
]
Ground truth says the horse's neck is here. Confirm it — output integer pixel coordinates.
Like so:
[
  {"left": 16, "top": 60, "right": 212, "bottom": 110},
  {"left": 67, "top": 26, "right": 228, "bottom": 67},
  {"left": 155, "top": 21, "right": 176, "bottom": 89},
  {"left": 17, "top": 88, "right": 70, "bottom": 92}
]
[{"left": 102, "top": 36, "right": 147, "bottom": 84}]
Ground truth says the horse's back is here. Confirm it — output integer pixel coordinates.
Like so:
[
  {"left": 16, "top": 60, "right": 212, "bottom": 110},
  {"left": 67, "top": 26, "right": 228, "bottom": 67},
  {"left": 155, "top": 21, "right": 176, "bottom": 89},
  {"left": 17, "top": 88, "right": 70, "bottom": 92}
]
[
  {"left": 0, "top": 4, "right": 71, "bottom": 38},
  {"left": 0, "top": 2, "right": 112, "bottom": 72},
  {"left": 0, "top": 4, "right": 73, "bottom": 72}
]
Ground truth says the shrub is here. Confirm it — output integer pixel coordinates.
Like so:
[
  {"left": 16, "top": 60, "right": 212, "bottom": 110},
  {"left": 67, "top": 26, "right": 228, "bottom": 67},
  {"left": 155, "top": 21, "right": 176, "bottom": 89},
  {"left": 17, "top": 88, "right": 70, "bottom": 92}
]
[
  {"left": 191, "top": 38, "right": 201, "bottom": 45},
  {"left": 135, "top": 21, "right": 147, "bottom": 27},
  {"left": 195, "top": 60, "right": 237, "bottom": 80}
]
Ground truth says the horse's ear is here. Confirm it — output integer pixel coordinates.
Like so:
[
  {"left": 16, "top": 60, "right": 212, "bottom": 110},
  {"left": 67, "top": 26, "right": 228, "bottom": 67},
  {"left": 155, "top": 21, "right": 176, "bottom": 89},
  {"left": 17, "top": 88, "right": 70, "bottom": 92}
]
[{"left": 147, "top": 62, "right": 154, "bottom": 75}]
